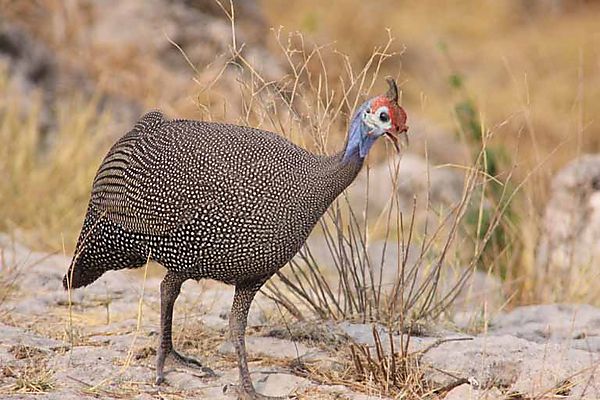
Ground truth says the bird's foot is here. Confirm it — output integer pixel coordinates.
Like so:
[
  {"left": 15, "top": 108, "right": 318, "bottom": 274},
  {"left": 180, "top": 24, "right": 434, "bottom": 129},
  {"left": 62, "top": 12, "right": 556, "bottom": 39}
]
[
  {"left": 155, "top": 349, "right": 216, "bottom": 385},
  {"left": 223, "top": 384, "right": 291, "bottom": 400},
  {"left": 170, "top": 350, "right": 214, "bottom": 373}
]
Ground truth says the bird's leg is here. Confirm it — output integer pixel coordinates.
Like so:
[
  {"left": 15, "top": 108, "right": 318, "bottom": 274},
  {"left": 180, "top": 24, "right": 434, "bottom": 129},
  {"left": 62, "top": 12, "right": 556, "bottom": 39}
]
[
  {"left": 228, "top": 280, "right": 287, "bottom": 400},
  {"left": 155, "top": 271, "right": 214, "bottom": 385}
]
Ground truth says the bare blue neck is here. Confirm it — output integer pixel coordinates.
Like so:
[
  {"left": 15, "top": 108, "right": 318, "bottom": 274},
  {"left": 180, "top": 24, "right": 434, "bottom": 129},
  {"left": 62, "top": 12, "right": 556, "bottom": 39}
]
[{"left": 342, "top": 102, "right": 377, "bottom": 163}]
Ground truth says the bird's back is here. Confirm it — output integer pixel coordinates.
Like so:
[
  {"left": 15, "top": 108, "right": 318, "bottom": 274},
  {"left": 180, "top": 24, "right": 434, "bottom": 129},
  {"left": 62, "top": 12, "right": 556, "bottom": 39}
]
[{"left": 67, "top": 111, "right": 337, "bottom": 287}]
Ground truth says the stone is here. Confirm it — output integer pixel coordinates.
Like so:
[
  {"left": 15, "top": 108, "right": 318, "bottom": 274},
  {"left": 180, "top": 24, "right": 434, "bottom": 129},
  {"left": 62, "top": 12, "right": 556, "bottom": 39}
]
[
  {"left": 0, "top": 21, "right": 58, "bottom": 132},
  {"left": 336, "top": 321, "right": 460, "bottom": 356},
  {"left": 4, "top": 237, "right": 600, "bottom": 399},
  {"left": 536, "top": 155, "right": 600, "bottom": 296},
  {"left": 422, "top": 334, "right": 600, "bottom": 399},
  {"left": 0, "top": 323, "right": 64, "bottom": 350},
  {"left": 253, "top": 371, "right": 310, "bottom": 397},
  {"left": 162, "top": 369, "right": 218, "bottom": 391},
  {"left": 336, "top": 321, "right": 389, "bottom": 347},
  {"left": 444, "top": 383, "right": 504, "bottom": 400},
  {"left": 219, "top": 336, "right": 324, "bottom": 361},
  {"left": 490, "top": 304, "right": 600, "bottom": 344}
]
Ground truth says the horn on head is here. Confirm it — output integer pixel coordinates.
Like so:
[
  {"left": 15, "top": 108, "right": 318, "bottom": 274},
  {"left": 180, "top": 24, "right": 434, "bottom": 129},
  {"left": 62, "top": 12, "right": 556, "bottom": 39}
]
[{"left": 385, "top": 77, "right": 398, "bottom": 103}]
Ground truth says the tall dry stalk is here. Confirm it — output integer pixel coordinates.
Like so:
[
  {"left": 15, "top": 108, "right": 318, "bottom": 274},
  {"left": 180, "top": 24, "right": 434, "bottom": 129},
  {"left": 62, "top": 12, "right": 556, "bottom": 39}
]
[{"left": 186, "top": 2, "right": 524, "bottom": 332}]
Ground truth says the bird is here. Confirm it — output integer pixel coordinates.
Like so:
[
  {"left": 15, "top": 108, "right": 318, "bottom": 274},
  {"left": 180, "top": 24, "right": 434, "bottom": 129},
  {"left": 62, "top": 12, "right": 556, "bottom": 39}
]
[{"left": 63, "top": 78, "right": 408, "bottom": 400}]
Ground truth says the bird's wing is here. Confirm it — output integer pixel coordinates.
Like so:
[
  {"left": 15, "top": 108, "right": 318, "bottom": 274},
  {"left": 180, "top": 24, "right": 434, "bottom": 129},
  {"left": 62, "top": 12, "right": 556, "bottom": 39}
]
[
  {"left": 90, "top": 111, "right": 196, "bottom": 235},
  {"left": 90, "top": 112, "right": 310, "bottom": 236}
]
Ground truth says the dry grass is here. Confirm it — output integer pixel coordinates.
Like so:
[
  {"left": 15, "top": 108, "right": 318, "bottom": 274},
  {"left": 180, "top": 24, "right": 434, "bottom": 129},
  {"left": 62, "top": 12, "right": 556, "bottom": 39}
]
[
  {"left": 288, "top": 325, "right": 478, "bottom": 399},
  {"left": 0, "top": 345, "right": 55, "bottom": 394},
  {"left": 0, "top": 255, "right": 20, "bottom": 311},
  {"left": 258, "top": 0, "right": 600, "bottom": 307},
  {"left": 262, "top": 0, "right": 600, "bottom": 167},
  {"left": 0, "top": 75, "right": 112, "bottom": 250}
]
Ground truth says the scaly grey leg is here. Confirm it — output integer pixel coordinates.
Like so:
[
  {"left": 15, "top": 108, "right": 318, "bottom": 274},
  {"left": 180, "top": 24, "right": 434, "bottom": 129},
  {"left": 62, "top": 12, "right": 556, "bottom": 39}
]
[
  {"left": 155, "top": 271, "right": 214, "bottom": 385},
  {"left": 228, "top": 279, "right": 287, "bottom": 400}
]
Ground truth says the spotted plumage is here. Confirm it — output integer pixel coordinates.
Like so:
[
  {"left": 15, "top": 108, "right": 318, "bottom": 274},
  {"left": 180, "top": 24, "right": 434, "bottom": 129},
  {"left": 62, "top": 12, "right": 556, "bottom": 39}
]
[{"left": 64, "top": 79, "right": 408, "bottom": 400}]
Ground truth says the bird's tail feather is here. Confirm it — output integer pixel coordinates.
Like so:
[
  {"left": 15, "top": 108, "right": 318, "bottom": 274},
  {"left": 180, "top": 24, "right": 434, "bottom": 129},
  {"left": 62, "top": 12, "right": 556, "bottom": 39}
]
[
  {"left": 63, "top": 245, "right": 149, "bottom": 290},
  {"left": 62, "top": 256, "right": 104, "bottom": 290},
  {"left": 63, "top": 206, "right": 149, "bottom": 290}
]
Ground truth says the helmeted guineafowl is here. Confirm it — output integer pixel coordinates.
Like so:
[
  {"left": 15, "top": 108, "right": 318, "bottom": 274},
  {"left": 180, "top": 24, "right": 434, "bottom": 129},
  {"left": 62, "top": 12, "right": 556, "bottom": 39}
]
[{"left": 63, "top": 78, "right": 408, "bottom": 400}]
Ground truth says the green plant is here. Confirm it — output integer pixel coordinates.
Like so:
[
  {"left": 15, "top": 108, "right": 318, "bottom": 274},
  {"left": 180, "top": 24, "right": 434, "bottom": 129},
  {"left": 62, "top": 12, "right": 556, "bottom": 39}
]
[{"left": 442, "top": 43, "right": 521, "bottom": 280}]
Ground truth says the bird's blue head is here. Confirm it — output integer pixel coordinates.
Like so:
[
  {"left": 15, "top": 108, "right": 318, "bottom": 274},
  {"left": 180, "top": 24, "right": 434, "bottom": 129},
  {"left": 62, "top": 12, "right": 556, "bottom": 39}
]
[{"left": 343, "top": 78, "right": 408, "bottom": 163}]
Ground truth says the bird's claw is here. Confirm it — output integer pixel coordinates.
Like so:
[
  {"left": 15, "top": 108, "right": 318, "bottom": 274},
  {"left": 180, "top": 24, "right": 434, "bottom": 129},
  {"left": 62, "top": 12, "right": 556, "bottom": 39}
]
[
  {"left": 171, "top": 350, "right": 215, "bottom": 376},
  {"left": 155, "top": 349, "right": 216, "bottom": 385}
]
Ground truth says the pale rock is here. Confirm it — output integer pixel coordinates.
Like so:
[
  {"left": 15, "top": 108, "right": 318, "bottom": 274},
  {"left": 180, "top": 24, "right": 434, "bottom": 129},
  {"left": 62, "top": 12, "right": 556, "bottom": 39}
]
[
  {"left": 164, "top": 369, "right": 219, "bottom": 391},
  {"left": 253, "top": 372, "right": 310, "bottom": 397},
  {"left": 491, "top": 304, "right": 600, "bottom": 345},
  {"left": 4, "top": 237, "right": 600, "bottom": 399},
  {"left": 219, "top": 336, "right": 324, "bottom": 361},
  {"left": 536, "top": 155, "right": 600, "bottom": 290},
  {"left": 444, "top": 383, "right": 504, "bottom": 400},
  {"left": 0, "top": 322, "right": 64, "bottom": 349},
  {"left": 422, "top": 334, "right": 600, "bottom": 399}
]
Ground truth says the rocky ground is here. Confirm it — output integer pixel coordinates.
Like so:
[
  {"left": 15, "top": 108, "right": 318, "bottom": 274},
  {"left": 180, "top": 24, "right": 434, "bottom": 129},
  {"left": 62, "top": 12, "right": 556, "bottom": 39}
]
[{"left": 1, "top": 236, "right": 599, "bottom": 400}]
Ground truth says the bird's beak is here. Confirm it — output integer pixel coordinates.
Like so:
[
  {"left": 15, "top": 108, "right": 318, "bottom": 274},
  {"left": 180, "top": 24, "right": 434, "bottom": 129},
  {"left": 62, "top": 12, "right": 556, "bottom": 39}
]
[{"left": 384, "top": 126, "right": 409, "bottom": 153}]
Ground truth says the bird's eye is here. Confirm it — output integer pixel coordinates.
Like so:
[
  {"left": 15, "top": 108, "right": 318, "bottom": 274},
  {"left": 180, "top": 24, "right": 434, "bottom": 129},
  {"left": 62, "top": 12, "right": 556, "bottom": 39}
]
[{"left": 379, "top": 111, "right": 389, "bottom": 123}]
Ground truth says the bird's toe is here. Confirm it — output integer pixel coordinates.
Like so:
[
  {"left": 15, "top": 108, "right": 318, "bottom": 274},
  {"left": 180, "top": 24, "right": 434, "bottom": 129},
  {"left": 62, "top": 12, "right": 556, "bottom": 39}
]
[
  {"left": 154, "top": 374, "right": 165, "bottom": 386},
  {"left": 170, "top": 350, "right": 216, "bottom": 377}
]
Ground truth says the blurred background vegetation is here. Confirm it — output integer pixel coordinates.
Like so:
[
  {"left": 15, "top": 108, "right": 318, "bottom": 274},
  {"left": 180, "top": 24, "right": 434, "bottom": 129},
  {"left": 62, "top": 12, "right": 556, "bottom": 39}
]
[{"left": 1, "top": 0, "right": 599, "bottom": 308}]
